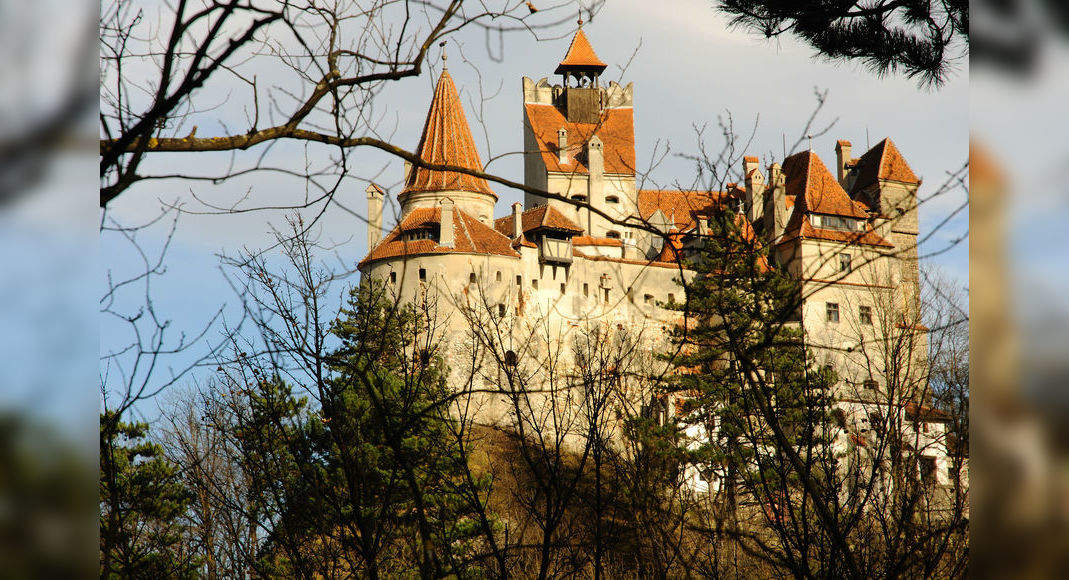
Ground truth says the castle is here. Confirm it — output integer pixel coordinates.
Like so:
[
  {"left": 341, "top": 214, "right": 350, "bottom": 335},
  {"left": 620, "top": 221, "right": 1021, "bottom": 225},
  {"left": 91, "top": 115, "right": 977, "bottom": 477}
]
[{"left": 358, "top": 27, "right": 960, "bottom": 494}]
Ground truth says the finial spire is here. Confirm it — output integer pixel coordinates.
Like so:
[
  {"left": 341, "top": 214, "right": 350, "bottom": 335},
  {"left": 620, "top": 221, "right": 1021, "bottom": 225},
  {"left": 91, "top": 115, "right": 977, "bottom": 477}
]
[
  {"left": 577, "top": 0, "right": 583, "bottom": 27},
  {"left": 439, "top": 40, "right": 447, "bottom": 69},
  {"left": 807, "top": 134, "right": 813, "bottom": 151}
]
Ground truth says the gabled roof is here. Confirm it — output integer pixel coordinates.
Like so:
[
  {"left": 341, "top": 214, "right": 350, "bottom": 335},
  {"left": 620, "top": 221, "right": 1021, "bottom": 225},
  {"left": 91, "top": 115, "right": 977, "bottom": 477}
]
[
  {"left": 851, "top": 138, "right": 920, "bottom": 191},
  {"left": 402, "top": 70, "right": 494, "bottom": 196},
  {"left": 493, "top": 204, "right": 583, "bottom": 237},
  {"left": 554, "top": 29, "right": 607, "bottom": 74},
  {"left": 782, "top": 151, "right": 870, "bottom": 219},
  {"left": 359, "top": 207, "right": 519, "bottom": 267},
  {"left": 525, "top": 104, "right": 635, "bottom": 175},
  {"left": 637, "top": 189, "right": 723, "bottom": 232}
]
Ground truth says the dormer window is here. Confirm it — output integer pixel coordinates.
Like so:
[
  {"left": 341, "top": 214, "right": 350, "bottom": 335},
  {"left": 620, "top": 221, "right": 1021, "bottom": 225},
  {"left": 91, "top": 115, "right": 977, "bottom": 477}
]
[
  {"left": 606, "top": 231, "right": 621, "bottom": 239},
  {"left": 818, "top": 215, "right": 863, "bottom": 232},
  {"left": 403, "top": 226, "right": 438, "bottom": 242}
]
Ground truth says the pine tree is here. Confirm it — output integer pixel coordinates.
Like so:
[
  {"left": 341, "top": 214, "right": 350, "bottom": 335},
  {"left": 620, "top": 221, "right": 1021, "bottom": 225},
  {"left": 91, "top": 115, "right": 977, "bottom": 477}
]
[
  {"left": 663, "top": 206, "right": 844, "bottom": 574},
  {"left": 99, "top": 411, "right": 199, "bottom": 578}
]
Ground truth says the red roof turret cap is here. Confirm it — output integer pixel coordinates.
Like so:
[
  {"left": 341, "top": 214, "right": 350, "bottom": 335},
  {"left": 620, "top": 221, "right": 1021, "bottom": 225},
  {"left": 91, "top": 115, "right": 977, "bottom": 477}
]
[{"left": 555, "top": 29, "right": 607, "bottom": 75}]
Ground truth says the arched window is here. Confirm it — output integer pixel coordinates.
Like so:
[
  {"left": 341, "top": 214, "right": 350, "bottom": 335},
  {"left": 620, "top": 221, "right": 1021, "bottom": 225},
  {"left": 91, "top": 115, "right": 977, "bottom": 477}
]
[
  {"left": 504, "top": 350, "right": 518, "bottom": 367},
  {"left": 495, "top": 271, "right": 502, "bottom": 282},
  {"left": 469, "top": 272, "right": 477, "bottom": 284},
  {"left": 605, "top": 195, "right": 620, "bottom": 204},
  {"left": 606, "top": 230, "right": 621, "bottom": 239}
]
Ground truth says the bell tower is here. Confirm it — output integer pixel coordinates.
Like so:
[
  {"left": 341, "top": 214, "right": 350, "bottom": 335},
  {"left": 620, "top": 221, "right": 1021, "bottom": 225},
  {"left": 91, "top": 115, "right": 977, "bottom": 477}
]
[{"left": 554, "top": 19, "right": 607, "bottom": 124}]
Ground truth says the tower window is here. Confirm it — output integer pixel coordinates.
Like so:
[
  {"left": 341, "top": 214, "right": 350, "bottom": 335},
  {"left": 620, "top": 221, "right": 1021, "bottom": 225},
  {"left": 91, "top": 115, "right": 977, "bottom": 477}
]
[
  {"left": 498, "top": 304, "right": 506, "bottom": 317},
  {"left": 504, "top": 350, "right": 518, "bottom": 367},
  {"left": 496, "top": 271, "right": 502, "bottom": 282},
  {"left": 419, "top": 268, "right": 427, "bottom": 281},
  {"left": 469, "top": 272, "right": 477, "bottom": 284},
  {"left": 560, "top": 283, "right": 566, "bottom": 295},
  {"left": 668, "top": 293, "right": 675, "bottom": 304},
  {"left": 532, "top": 279, "right": 539, "bottom": 290},
  {"left": 838, "top": 253, "right": 852, "bottom": 273},
  {"left": 606, "top": 230, "right": 621, "bottom": 239},
  {"left": 583, "top": 283, "right": 589, "bottom": 297},
  {"left": 859, "top": 305, "right": 872, "bottom": 325},
  {"left": 644, "top": 293, "right": 654, "bottom": 304},
  {"left": 605, "top": 195, "right": 620, "bottom": 204},
  {"left": 516, "top": 275, "right": 522, "bottom": 286},
  {"left": 603, "top": 287, "right": 610, "bottom": 303},
  {"left": 390, "top": 272, "right": 397, "bottom": 284},
  {"left": 826, "top": 302, "right": 840, "bottom": 323},
  {"left": 571, "top": 194, "right": 587, "bottom": 202}
]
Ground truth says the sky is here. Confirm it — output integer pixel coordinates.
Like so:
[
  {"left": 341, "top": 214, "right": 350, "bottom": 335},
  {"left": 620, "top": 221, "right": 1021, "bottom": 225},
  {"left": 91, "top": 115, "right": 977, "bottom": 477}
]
[{"left": 93, "top": 0, "right": 970, "bottom": 421}]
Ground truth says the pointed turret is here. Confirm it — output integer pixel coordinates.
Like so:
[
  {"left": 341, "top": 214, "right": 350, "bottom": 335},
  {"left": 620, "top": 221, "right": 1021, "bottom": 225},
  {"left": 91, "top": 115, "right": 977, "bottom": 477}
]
[
  {"left": 554, "top": 24, "right": 607, "bottom": 123},
  {"left": 399, "top": 67, "right": 497, "bottom": 223},
  {"left": 555, "top": 28, "right": 607, "bottom": 76}
]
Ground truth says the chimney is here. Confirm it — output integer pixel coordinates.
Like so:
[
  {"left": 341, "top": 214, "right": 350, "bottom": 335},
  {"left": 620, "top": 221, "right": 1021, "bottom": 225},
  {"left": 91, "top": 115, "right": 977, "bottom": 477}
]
[
  {"left": 439, "top": 198, "right": 455, "bottom": 248},
  {"left": 742, "top": 156, "right": 765, "bottom": 226},
  {"left": 766, "top": 162, "right": 786, "bottom": 242},
  {"left": 835, "top": 140, "right": 852, "bottom": 186},
  {"left": 512, "top": 202, "right": 523, "bottom": 239},
  {"left": 366, "top": 184, "right": 385, "bottom": 248},
  {"left": 557, "top": 128, "right": 568, "bottom": 165},
  {"left": 586, "top": 134, "right": 604, "bottom": 200}
]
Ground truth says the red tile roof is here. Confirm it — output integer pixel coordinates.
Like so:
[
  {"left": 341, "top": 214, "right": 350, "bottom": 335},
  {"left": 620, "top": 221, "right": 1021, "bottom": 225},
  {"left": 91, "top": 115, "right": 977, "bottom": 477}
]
[
  {"left": 554, "top": 29, "right": 607, "bottom": 74},
  {"left": 493, "top": 204, "right": 583, "bottom": 237},
  {"left": 402, "top": 70, "right": 494, "bottom": 196},
  {"left": 359, "top": 207, "right": 519, "bottom": 267},
  {"left": 572, "top": 236, "right": 623, "bottom": 247},
  {"left": 525, "top": 103, "right": 635, "bottom": 175},
  {"left": 782, "top": 151, "right": 870, "bottom": 219},
  {"left": 851, "top": 138, "right": 920, "bottom": 191},
  {"left": 637, "top": 189, "right": 723, "bottom": 231}
]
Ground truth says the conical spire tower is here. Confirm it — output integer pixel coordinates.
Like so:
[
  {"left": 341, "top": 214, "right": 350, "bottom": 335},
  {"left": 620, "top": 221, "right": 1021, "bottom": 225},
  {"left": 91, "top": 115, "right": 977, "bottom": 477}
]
[{"left": 399, "top": 68, "right": 497, "bottom": 222}]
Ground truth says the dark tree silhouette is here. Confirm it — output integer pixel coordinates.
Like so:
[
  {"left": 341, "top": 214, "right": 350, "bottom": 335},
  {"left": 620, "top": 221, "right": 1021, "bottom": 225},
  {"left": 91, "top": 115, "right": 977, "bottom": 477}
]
[{"left": 717, "top": 0, "right": 968, "bottom": 87}]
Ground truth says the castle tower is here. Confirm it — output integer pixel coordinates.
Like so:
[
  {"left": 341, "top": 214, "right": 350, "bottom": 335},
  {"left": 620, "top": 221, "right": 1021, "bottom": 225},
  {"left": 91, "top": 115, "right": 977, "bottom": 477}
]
[
  {"left": 521, "top": 24, "right": 637, "bottom": 246},
  {"left": 398, "top": 65, "right": 497, "bottom": 225}
]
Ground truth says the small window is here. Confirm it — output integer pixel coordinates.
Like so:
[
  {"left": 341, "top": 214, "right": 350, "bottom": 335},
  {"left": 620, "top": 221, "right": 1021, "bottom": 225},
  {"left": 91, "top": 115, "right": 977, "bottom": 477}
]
[
  {"left": 560, "top": 283, "right": 566, "bottom": 294},
  {"left": 498, "top": 304, "right": 506, "bottom": 317},
  {"left": 667, "top": 293, "right": 675, "bottom": 304},
  {"left": 862, "top": 379, "right": 878, "bottom": 392},
  {"left": 920, "top": 456, "right": 937, "bottom": 487},
  {"left": 606, "top": 230, "right": 621, "bottom": 239},
  {"left": 644, "top": 293, "right": 654, "bottom": 304},
  {"left": 419, "top": 268, "right": 427, "bottom": 281},
  {"left": 571, "top": 194, "right": 587, "bottom": 202},
  {"left": 826, "top": 302, "right": 839, "bottom": 323},
  {"left": 469, "top": 272, "right": 477, "bottom": 284},
  {"left": 583, "top": 283, "right": 589, "bottom": 297},
  {"left": 859, "top": 305, "right": 872, "bottom": 325},
  {"left": 605, "top": 195, "right": 620, "bottom": 204},
  {"left": 496, "top": 271, "right": 502, "bottom": 282},
  {"left": 516, "top": 275, "right": 522, "bottom": 286},
  {"left": 603, "top": 287, "right": 610, "bottom": 303},
  {"left": 838, "top": 253, "right": 852, "bottom": 273},
  {"left": 532, "top": 279, "right": 539, "bottom": 290},
  {"left": 627, "top": 287, "right": 634, "bottom": 301},
  {"left": 390, "top": 272, "right": 397, "bottom": 284},
  {"left": 504, "top": 350, "right": 518, "bottom": 367}
]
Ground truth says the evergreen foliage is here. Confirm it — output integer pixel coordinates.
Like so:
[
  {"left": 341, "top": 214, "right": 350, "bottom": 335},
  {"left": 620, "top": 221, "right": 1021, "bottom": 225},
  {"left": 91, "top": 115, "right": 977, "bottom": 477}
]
[{"left": 99, "top": 412, "right": 199, "bottom": 579}]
